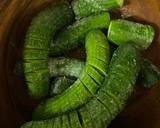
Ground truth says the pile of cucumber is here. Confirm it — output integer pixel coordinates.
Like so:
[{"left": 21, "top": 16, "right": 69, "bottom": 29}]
[{"left": 18, "top": 0, "right": 160, "bottom": 127}]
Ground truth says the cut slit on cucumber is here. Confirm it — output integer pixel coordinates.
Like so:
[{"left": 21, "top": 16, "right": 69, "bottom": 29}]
[
  {"left": 69, "top": 111, "right": 83, "bottom": 128},
  {"left": 78, "top": 107, "right": 94, "bottom": 128}
]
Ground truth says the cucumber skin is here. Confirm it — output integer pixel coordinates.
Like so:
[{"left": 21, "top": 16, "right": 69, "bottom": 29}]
[
  {"left": 50, "top": 12, "right": 110, "bottom": 56},
  {"left": 72, "top": 0, "right": 124, "bottom": 18},
  {"left": 23, "top": 2, "right": 74, "bottom": 99},
  {"left": 49, "top": 58, "right": 85, "bottom": 78},
  {"left": 33, "top": 30, "right": 110, "bottom": 120},
  {"left": 108, "top": 19, "right": 155, "bottom": 49},
  {"left": 102, "top": 44, "right": 140, "bottom": 106}
]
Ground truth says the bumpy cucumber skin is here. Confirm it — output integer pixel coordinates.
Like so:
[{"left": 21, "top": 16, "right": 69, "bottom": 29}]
[
  {"left": 102, "top": 44, "right": 140, "bottom": 107},
  {"left": 32, "top": 30, "right": 110, "bottom": 120},
  {"left": 108, "top": 19, "right": 155, "bottom": 49},
  {"left": 50, "top": 12, "right": 110, "bottom": 56},
  {"left": 49, "top": 58, "right": 85, "bottom": 78},
  {"left": 140, "top": 58, "right": 160, "bottom": 88},
  {"left": 23, "top": 2, "right": 74, "bottom": 99},
  {"left": 50, "top": 77, "right": 75, "bottom": 96},
  {"left": 72, "top": 0, "right": 124, "bottom": 18}
]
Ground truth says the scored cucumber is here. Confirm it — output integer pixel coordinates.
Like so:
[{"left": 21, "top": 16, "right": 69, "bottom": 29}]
[
  {"left": 72, "top": 0, "right": 124, "bottom": 18},
  {"left": 49, "top": 58, "right": 85, "bottom": 78},
  {"left": 50, "top": 12, "right": 110, "bottom": 56},
  {"left": 102, "top": 44, "right": 140, "bottom": 107},
  {"left": 22, "top": 2, "right": 74, "bottom": 99},
  {"left": 77, "top": 44, "right": 140, "bottom": 128},
  {"left": 50, "top": 77, "right": 75, "bottom": 96},
  {"left": 33, "top": 30, "right": 110, "bottom": 120},
  {"left": 108, "top": 19, "right": 155, "bottom": 49}
]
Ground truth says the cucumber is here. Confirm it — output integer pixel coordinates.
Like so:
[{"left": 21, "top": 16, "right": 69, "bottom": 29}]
[
  {"left": 24, "top": 2, "right": 74, "bottom": 50},
  {"left": 50, "top": 12, "right": 110, "bottom": 56},
  {"left": 24, "top": 60, "right": 48, "bottom": 73},
  {"left": 102, "top": 44, "right": 140, "bottom": 106},
  {"left": 33, "top": 30, "right": 110, "bottom": 120},
  {"left": 108, "top": 19, "right": 155, "bottom": 49},
  {"left": 49, "top": 58, "right": 85, "bottom": 78},
  {"left": 85, "top": 99, "right": 111, "bottom": 128},
  {"left": 23, "top": 2, "right": 74, "bottom": 99},
  {"left": 21, "top": 118, "right": 55, "bottom": 128},
  {"left": 62, "top": 114, "right": 71, "bottom": 128},
  {"left": 78, "top": 106, "right": 94, "bottom": 128},
  {"left": 140, "top": 58, "right": 160, "bottom": 88},
  {"left": 50, "top": 77, "right": 75, "bottom": 96},
  {"left": 25, "top": 69, "right": 49, "bottom": 98},
  {"left": 52, "top": 117, "right": 62, "bottom": 128},
  {"left": 72, "top": 0, "right": 124, "bottom": 18},
  {"left": 69, "top": 111, "right": 83, "bottom": 128},
  {"left": 77, "top": 44, "right": 140, "bottom": 128}
]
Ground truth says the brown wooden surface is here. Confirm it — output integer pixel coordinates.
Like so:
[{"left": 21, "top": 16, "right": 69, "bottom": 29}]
[{"left": 0, "top": 0, "right": 160, "bottom": 127}]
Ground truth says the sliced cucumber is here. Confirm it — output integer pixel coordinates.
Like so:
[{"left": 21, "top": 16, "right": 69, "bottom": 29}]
[{"left": 108, "top": 19, "right": 155, "bottom": 49}]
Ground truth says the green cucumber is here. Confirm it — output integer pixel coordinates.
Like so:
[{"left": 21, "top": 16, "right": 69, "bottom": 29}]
[
  {"left": 62, "top": 114, "right": 71, "bottom": 128},
  {"left": 50, "top": 77, "right": 75, "bottom": 96},
  {"left": 50, "top": 12, "right": 110, "bottom": 56},
  {"left": 49, "top": 58, "right": 85, "bottom": 78},
  {"left": 140, "top": 58, "right": 160, "bottom": 88},
  {"left": 24, "top": 2, "right": 74, "bottom": 50},
  {"left": 85, "top": 99, "right": 111, "bottom": 128},
  {"left": 23, "top": 2, "right": 74, "bottom": 99},
  {"left": 21, "top": 118, "right": 55, "bottom": 128},
  {"left": 108, "top": 19, "right": 155, "bottom": 49},
  {"left": 77, "top": 44, "right": 140, "bottom": 128},
  {"left": 69, "top": 111, "right": 83, "bottom": 128},
  {"left": 78, "top": 106, "right": 94, "bottom": 128},
  {"left": 33, "top": 30, "right": 110, "bottom": 120},
  {"left": 72, "top": 0, "right": 124, "bottom": 18},
  {"left": 23, "top": 49, "right": 48, "bottom": 60},
  {"left": 102, "top": 44, "right": 140, "bottom": 106}
]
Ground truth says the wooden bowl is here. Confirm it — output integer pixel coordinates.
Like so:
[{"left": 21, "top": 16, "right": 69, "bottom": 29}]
[{"left": 0, "top": 0, "right": 160, "bottom": 127}]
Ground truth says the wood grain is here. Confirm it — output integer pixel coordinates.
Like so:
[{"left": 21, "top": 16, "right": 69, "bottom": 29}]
[{"left": 0, "top": 0, "right": 159, "bottom": 127}]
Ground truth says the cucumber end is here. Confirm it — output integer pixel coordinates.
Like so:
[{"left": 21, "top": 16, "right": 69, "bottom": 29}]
[{"left": 116, "top": 0, "right": 124, "bottom": 7}]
